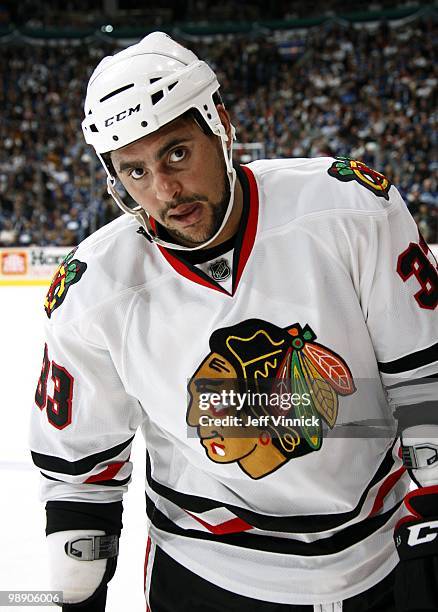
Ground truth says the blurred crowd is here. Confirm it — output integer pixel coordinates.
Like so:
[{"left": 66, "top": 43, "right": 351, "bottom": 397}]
[
  {"left": 5, "top": 1, "right": 432, "bottom": 29},
  {"left": 0, "top": 14, "right": 437, "bottom": 247}
]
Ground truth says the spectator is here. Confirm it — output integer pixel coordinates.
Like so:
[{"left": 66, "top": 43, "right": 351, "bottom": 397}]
[{"left": 1, "top": 10, "right": 436, "bottom": 246}]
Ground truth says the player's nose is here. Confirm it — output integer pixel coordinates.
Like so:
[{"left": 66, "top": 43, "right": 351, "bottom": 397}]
[{"left": 152, "top": 170, "right": 182, "bottom": 202}]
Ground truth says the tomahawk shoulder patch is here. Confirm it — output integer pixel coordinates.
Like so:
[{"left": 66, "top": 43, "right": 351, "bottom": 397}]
[
  {"left": 328, "top": 156, "right": 391, "bottom": 200},
  {"left": 44, "top": 248, "right": 87, "bottom": 318}
]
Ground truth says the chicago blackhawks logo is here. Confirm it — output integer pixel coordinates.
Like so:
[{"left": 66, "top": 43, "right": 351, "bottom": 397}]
[
  {"left": 328, "top": 156, "right": 391, "bottom": 200},
  {"left": 44, "top": 248, "right": 87, "bottom": 319},
  {"left": 187, "top": 319, "right": 355, "bottom": 479}
]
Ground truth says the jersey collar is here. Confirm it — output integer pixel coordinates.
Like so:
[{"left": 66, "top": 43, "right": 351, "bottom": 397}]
[{"left": 152, "top": 164, "right": 259, "bottom": 296}]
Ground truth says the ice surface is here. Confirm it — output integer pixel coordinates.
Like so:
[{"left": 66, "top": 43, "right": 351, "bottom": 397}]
[{"left": 0, "top": 287, "right": 147, "bottom": 611}]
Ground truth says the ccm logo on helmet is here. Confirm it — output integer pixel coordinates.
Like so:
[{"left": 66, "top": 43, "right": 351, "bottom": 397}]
[
  {"left": 104, "top": 104, "right": 141, "bottom": 127},
  {"left": 407, "top": 520, "right": 438, "bottom": 546}
]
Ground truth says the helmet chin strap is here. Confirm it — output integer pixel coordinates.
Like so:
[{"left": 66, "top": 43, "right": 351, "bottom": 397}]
[{"left": 105, "top": 124, "right": 237, "bottom": 252}]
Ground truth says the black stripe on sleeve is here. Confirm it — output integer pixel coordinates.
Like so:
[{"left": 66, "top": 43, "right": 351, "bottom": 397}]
[
  {"left": 146, "top": 495, "right": 401, "bottom": 557},
  {"left": 41, "top": 473, "right": 131, "bottom": 487},
  {"left": 378, "top": 342, "right": 438, "bottom": 374},
  {"left": 31, "top": 436, "right": 134, "bottom": 476},
  {"left": 146, "top": 440, "right": 399, "bottom": 534},
  {"left": 385, "top": 374, "right": 438, "bottom": 390},
  {"left": 394, "top": 401, "right": 438, "bottom": 429}
]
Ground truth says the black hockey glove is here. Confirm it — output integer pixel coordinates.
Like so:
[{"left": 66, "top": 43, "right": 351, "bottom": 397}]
[{"left": 394, "top": 485, "right": 438, "bottom": 611}]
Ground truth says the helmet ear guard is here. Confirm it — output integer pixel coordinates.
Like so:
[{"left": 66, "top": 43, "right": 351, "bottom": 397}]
[{"left": 82, "top": 32, "right": 236, "bottom": 251}]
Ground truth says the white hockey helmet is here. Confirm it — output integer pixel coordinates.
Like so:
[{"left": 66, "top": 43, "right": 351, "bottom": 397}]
[{"left": 82, "top": 32, "right": 236, "bottom": 250}]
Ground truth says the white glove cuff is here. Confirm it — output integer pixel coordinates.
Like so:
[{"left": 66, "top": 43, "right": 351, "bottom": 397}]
[
  {"left": 47, "top": 530, "right": 107, "bottom": 605},
  {"left": 402, "top": 425, "right": 438, "bottom": 487}
]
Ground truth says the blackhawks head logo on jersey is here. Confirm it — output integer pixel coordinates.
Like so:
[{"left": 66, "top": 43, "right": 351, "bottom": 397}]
[
  {"left": 187, "top": 318, "right": 355, "bottom": 479},
  {"left": 327, "top": 156, "right": 391, "bottom": 200},
  {"left": 44, "top": 248, "right": 87, "bottom": 319}
]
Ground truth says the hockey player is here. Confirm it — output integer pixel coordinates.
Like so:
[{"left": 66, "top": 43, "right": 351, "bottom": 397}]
[{"left": 30, "top": 32, "right": 438, "bottom": 611}]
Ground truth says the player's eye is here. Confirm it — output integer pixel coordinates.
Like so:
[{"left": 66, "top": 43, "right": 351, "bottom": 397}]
[
  {"left": 129, "top": 167, "right": 145, "bottom": 180},
  {"left": 169, "top": 148, "right": 186, "bottom": 163}
]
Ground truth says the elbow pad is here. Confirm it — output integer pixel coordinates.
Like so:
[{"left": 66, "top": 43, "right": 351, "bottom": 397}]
[{"left": 47, "top": 530, "right": 119, "bottom": 609}]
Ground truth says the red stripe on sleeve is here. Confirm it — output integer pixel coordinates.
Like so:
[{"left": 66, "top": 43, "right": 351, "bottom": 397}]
[
  {"left": 368, "top": 466, "right": 406, "bottom": 517},
  {"left": 84, "top": 461, "right": 125, "bottom": 483}
]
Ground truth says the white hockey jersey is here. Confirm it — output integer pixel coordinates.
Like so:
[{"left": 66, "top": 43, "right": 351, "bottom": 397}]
[{"left": 30, "top": 157, "right": 438, "bottom": 605}]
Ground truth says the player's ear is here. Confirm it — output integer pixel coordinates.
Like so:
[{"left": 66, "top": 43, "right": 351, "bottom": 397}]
[{"left": 216, "top": 105, "right": 233, "bottom": 149}]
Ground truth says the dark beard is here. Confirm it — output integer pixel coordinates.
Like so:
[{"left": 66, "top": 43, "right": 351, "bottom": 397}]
[{"left": 164, "top": 174, "right": 230, "bottom": 247}]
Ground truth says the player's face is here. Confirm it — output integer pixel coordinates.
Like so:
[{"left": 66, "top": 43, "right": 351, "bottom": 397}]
[{"left": 111, "top": 109, "right": 231, "bottom": 247}]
